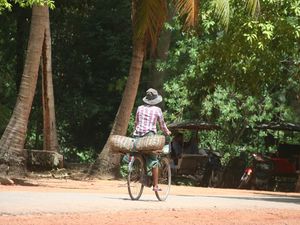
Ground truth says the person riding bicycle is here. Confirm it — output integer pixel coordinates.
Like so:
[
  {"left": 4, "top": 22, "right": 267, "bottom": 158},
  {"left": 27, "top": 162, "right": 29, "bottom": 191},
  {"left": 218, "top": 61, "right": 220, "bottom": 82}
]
[{"left": 133, "top": 88, "right": 171, "bottom": 191}]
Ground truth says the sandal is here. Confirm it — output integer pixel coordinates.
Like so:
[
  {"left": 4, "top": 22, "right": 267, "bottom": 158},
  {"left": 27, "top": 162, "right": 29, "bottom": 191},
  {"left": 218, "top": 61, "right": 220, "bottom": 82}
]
[{"left": 152, "top": 186, "right": 162, "bottom": 191}]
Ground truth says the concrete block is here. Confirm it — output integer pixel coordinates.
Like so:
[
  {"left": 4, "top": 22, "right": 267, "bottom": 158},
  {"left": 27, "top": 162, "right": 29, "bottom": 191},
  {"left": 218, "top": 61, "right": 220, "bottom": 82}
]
[{"left": 26, "top": 149, "right": 63, "bottom": 170}]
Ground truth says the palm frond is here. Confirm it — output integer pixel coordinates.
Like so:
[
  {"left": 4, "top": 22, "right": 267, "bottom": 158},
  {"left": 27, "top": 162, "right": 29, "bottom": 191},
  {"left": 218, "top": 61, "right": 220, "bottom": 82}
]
[
  {"left": 211, "top": 0, "right": 260, "bottom": 30},
  {"left": 174, "top": 0, "right": 199, "bottom": 28},
  {"left": 246, "top": 0, "right": 260, "bottom": 17},
  {"left": 211, "top": 0, "right": 230, "bottom": 30},
  {"left": 132, "top": 0, "right": 202, "bottom": 50},
  {"left": 133, "top": 0, "right": 167, "bottom": 49}
]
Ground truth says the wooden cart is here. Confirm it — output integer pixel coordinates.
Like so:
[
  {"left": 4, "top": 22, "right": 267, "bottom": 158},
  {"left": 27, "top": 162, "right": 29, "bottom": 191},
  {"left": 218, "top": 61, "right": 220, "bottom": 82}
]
[{"left": 168, "top": 121, "right": 221, "bottom": 185}]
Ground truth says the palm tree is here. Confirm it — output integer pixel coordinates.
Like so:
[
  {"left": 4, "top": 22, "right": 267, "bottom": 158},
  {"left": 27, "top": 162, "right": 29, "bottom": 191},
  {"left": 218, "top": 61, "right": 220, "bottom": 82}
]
[
  {"left": 91, "top": 0, "right": 261, "bottom": 176},
  {"left": 41, "top": 9, "right": 59, "bottom": 152},
  {"left": 89, "top": 0, "right": 195, "bottom": 176},
  {"left": 0, "top": 5, "right": 59, "bottom": 177}
]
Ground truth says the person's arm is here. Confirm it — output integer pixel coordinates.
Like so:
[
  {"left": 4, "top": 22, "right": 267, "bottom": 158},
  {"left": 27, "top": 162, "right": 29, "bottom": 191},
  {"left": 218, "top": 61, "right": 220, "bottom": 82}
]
[{"left": 157, "top": 108, "right": 171, "bottom": 136}]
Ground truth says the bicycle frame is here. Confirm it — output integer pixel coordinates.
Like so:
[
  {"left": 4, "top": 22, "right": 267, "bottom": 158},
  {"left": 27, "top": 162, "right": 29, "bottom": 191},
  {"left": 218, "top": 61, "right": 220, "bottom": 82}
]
[{"left": 126, "top": 151, "right": 171, "bottom": 201}]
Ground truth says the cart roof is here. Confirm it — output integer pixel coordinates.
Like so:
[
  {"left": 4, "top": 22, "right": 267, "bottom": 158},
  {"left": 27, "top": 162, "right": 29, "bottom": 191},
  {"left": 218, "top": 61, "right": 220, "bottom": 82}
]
[
  {"left": 254, "top": 122, "right": 300, "bottom": 132},
  {"left": 168, "top": 120, "right": 220, "bottom": 131}
]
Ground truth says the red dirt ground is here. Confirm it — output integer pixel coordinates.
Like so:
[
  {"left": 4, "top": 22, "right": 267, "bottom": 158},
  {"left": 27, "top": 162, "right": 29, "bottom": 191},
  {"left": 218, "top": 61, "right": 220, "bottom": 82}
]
[{"left": 1, "top": 176, "right": 300, "bottom": 225}]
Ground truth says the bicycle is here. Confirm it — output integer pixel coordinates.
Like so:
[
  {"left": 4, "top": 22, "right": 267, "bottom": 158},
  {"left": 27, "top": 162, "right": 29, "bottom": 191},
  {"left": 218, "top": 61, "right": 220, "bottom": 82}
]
[{"left": 127, "top": 150, "right": 171, "bottom": 201}]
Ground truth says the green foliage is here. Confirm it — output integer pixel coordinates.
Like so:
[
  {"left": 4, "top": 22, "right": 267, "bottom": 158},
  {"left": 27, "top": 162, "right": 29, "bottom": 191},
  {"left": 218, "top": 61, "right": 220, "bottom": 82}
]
[
  {"left": 0, "top": 0, "right": 132, "bottom": 162},
  {"left": 49, "top": 0, "right": 132, "bottom": 156},
  {"left": 172, "top": 176, "right": 197, "bottom": 186},
  {"left": 162, "top": 0, "right": 300, "bottom": 160},
  {"left": 0, "top": 0, "right": 11, "bottom": 11},
  {"left": 1, "top": 0, "right": 299, "bottom": 165},
  {"left": 16, "top": 0, "right": 54, "bottom": 9},
  {"left": 61, "top": 147, "right": 95, "bottom": 163},
  {"left": 201, "top": 85, "right": 297, "bottom": 148},
  {"left": 164, "top": 77, "right": 190, "bottom": 122},
  {"left": 0, "top": 104, "right": 10, "bottom": 133},
  {"left": 0, "top": 71, "right": 15, "bottom": 135},
  {"left": 119, "top": 154, "right": 129, "bottom": 178},
  {"left": 0, "top": 0, "right": 54, "bottom": 12},
  {"left": 126, "top": 113, "right": 136, "bottom": 136}
]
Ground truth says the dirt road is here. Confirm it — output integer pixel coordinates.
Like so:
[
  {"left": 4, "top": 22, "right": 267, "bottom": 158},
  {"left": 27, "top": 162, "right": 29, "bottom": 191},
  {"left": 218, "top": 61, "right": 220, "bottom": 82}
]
[{"left": 1, "top": 178, "right": 300, "bottom": 225}]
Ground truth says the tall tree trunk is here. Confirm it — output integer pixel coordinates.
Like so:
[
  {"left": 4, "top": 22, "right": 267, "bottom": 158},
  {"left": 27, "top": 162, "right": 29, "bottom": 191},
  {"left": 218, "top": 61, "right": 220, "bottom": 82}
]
[
  {"left": 89, "top": 39, "right": 145, "bottom": 176},
  {"left": 148, "top": 4, "right": 174, "bottom": 96},
  {"left": 15, "top": 6, "right": 30, "bottom": 91},
  {"left": 42, "top": 9, "right": 59, "bottom": 152},
  {"left": 0, "top": 6, "right": 48, "bottom": 177},
  {"left": 148, "top": 27, "right": 172, "bottom": 98}
]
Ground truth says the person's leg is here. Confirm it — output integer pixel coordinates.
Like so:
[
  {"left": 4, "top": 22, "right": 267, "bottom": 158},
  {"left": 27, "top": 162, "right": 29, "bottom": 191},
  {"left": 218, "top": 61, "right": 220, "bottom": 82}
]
[
  {"left": 152, "top": 166, "right": 162, "bottom": 191},
  {"left": 146, "top": 154, "right": 161, "bottom": 190},
  {"left": 152, "top": 166, "right": 158, "bottom": 187}
]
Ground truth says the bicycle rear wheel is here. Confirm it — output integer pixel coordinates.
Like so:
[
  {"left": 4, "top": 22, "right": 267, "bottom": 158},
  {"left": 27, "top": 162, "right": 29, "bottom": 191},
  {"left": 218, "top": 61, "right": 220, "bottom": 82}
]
[
  {"left": 127, "top": 155, "right": 145, "bottom": 200},
  {"left": 155, "top": 157, "right": 171, "bottom": 201}
]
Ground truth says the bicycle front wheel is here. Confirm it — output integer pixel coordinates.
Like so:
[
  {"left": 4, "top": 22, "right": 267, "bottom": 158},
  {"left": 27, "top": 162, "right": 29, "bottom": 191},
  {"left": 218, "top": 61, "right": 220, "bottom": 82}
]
[
  {"left": 127, "top": 155, "right": 145, "bottom": 200},
  {"left": 155, "top": 157, "right": 171, "bottom": 201}
]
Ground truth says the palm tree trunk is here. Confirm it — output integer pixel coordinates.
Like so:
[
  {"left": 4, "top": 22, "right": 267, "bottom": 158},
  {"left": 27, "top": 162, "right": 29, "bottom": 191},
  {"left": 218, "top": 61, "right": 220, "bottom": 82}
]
[
  {"left": 149, "top": 5, "right": 174, "bottom": 97},
  {"left": 149, "top": 27, "right": 172, "bottom": 97},
  {"left": 15, "top": 6, "right": 30, "bottom": 91},
  {"left": 0, "top": 6, "right": 47, "bottom": 177},
  {"left": 89, "top": 39, "right": 145, "bottom": 176},
  {"left": 42, "top": 8, "right": 59, "bottom": 152},
  {"left": 111, "top": 40, "right": 145, "bottom": 135}
]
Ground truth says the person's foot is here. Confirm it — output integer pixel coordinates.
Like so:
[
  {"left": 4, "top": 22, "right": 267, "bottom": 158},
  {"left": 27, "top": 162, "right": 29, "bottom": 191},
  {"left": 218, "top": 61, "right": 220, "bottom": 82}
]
[{"left": 152, "top": 186, "right": 162, "bottom": 191}]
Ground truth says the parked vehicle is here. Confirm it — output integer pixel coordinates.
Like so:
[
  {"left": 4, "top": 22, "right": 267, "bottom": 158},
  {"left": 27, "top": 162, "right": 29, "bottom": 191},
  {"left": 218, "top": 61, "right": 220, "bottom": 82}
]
[
  {"left": 221, "top": 153, "right": 247, "bottom": 188},
  {"left": 167, "top": 120, "right": 221, "bottom": 186},
  {"left": 238, "top": 153, "right": 273, "bottom": 190},
  {"left": 238, "top": 152, "right": 298, "bottom": 191},
  {"left": 202, "top": 150, "right": 223, "bottom": 187},
  {"left": 238, "top": 122, "right": 300, "bottom": 192}
]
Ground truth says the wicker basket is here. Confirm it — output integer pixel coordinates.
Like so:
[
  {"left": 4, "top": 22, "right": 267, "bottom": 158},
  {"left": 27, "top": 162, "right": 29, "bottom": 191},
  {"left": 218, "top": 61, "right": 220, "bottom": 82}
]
[
  {"left": 110, "top": 135, "right": 135, "bottom": 153},
  {"left": 135, "top": 135, "right": 165, "bottom": 152}
]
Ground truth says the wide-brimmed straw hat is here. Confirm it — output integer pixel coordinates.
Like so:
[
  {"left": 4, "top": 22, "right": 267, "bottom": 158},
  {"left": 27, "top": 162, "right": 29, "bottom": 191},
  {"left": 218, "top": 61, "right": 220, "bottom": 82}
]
[{"left": 143, "top": 88, "right": 162, "bottom": 105}]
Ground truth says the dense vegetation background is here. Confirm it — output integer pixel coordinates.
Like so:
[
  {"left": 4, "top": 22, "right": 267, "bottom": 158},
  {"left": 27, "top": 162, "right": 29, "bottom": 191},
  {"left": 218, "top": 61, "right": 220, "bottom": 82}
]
[{"left": 0, "top": 0, "right": 299, "bottom": 163}]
